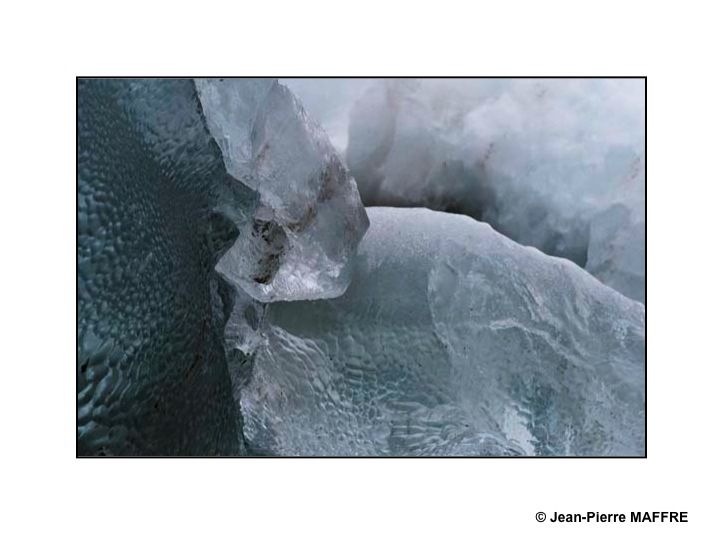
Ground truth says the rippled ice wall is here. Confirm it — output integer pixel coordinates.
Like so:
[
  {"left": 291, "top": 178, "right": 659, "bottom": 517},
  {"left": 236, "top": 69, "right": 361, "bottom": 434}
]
[{"left": 77, "top": 79, "right": 244, "bottom": 455}]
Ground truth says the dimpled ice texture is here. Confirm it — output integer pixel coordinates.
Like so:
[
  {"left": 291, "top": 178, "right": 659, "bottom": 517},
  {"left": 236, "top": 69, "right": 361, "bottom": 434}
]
[
  {"left": 239, "top": 207, "right": 645, "bottom": 456},
  {"left": 77, "top": 79, "right": 243, "bottom": 455}
]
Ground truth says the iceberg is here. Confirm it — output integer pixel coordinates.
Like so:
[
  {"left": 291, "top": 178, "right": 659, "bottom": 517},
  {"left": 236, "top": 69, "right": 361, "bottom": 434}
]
[
  {"left": 196, "top": 78, "right": 369, "bottom": 302},
  {"left": 238, "top": 207, "right": 646, "bottom": 456}
]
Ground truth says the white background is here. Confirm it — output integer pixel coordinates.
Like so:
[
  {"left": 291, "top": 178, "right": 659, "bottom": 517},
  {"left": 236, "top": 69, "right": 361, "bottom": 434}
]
[{"left": 1, "top": 0, "right": 717, "bottom": 538}]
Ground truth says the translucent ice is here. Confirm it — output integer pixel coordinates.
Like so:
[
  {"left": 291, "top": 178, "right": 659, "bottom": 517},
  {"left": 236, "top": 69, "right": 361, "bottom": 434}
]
[
  {"left": 344, "top": 78, "right": 645, "bottom": 301},
  {"left": 238, "top": 207, "right": 646, "bottom": 456},
  {"left": 195, "top": 78, "right": 369, "bottom": 302}
]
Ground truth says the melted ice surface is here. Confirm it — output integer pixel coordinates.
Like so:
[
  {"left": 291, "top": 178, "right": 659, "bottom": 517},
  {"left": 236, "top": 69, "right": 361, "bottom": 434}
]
[{"left": 240, "top": 207, "right": 645, "bottom": 456}]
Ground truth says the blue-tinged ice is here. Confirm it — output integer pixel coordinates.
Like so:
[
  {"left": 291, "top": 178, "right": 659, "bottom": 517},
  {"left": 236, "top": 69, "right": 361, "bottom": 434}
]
[{"left": 238, "top": 207, "right": 645, "bottom": 456}]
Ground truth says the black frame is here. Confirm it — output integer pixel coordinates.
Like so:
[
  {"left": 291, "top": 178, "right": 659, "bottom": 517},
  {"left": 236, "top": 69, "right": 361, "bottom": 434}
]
[{"left": 76, "top": 76, "right": 647, "bottom": 458}]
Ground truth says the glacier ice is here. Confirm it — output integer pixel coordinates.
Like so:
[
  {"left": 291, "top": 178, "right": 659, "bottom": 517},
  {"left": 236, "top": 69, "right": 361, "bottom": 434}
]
[
  {"left": 77, "top": 79, "right": 243, "bottom": 455},
  {"left": 343, "top": 78, "right": 645, "bottom": 302},
  {"left": 237, "top": 207, "right": 646, "bottom": 456},
  {"left": 195, "top": 78, "right": 369, "bottom": 302}
]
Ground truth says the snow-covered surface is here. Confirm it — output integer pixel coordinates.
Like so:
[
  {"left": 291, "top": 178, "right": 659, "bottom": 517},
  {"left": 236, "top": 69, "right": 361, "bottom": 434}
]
[
  {"left": 196, "top": 78, "right": 369, "bottom": 302},
  {"left": 238, "top": 207, "right": 645, "bottom": 456}
]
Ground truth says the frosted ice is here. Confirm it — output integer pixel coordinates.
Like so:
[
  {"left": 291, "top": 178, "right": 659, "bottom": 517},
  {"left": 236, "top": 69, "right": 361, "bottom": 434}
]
[
  {"left": 344, "top": 78, "right": 645, "bottom": 302},
  {"left": 195, "top": 78, "right": 369, "bottom": 302},
  {"left": 238, "top": 207, "right": 645, "bottom": 456},
  {"left": 280, "top": 78, "right": 375, "bottom": 154}
]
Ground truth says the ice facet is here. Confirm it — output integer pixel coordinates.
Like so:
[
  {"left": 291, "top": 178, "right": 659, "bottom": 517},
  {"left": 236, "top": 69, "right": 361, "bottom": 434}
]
[
  {"left": 238, "top": 207, "right": 646, "bottom": 456},
  {"left": 195, "top": 78, "right": 369, "bottom": 302},
  {"left": 344, "top": 78, "right": 645, "bottom": 301}
]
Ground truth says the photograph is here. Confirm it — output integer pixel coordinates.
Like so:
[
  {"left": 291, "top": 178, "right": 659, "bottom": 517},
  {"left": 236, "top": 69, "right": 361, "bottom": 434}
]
[
  {"left": 77, "top": 77, "right": 646, "bottom": 457},
  {"left": 5, "top": 2, "right": 719, "bottom": 538}
]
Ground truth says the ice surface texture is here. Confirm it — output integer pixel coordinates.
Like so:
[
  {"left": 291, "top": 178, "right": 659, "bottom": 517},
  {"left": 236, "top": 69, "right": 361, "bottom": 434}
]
[
  {"left": 344, "top": 79, "right": 645, "bottom": 302},
  {"left": 239, "top": 208, "right": 645, "bottom": 456},
  {"left": 77, "top": 79, "right": 243, "bottom": 455},
  {"left": 77, "top": 78, "right": 369, "bottom": 455},
  {"left": 196, "top": 78, "right": 369, "bottom": 302}
]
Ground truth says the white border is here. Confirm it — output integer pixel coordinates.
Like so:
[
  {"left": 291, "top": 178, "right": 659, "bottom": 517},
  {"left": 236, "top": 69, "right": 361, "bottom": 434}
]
[{"left": 2, "top": 1, "right": 717, "bottom": 537}]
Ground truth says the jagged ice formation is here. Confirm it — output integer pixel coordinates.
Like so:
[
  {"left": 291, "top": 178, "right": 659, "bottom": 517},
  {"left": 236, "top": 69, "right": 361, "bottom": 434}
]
[{"left": 196, "top": 78, "right": 369, "bottom": 302}]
